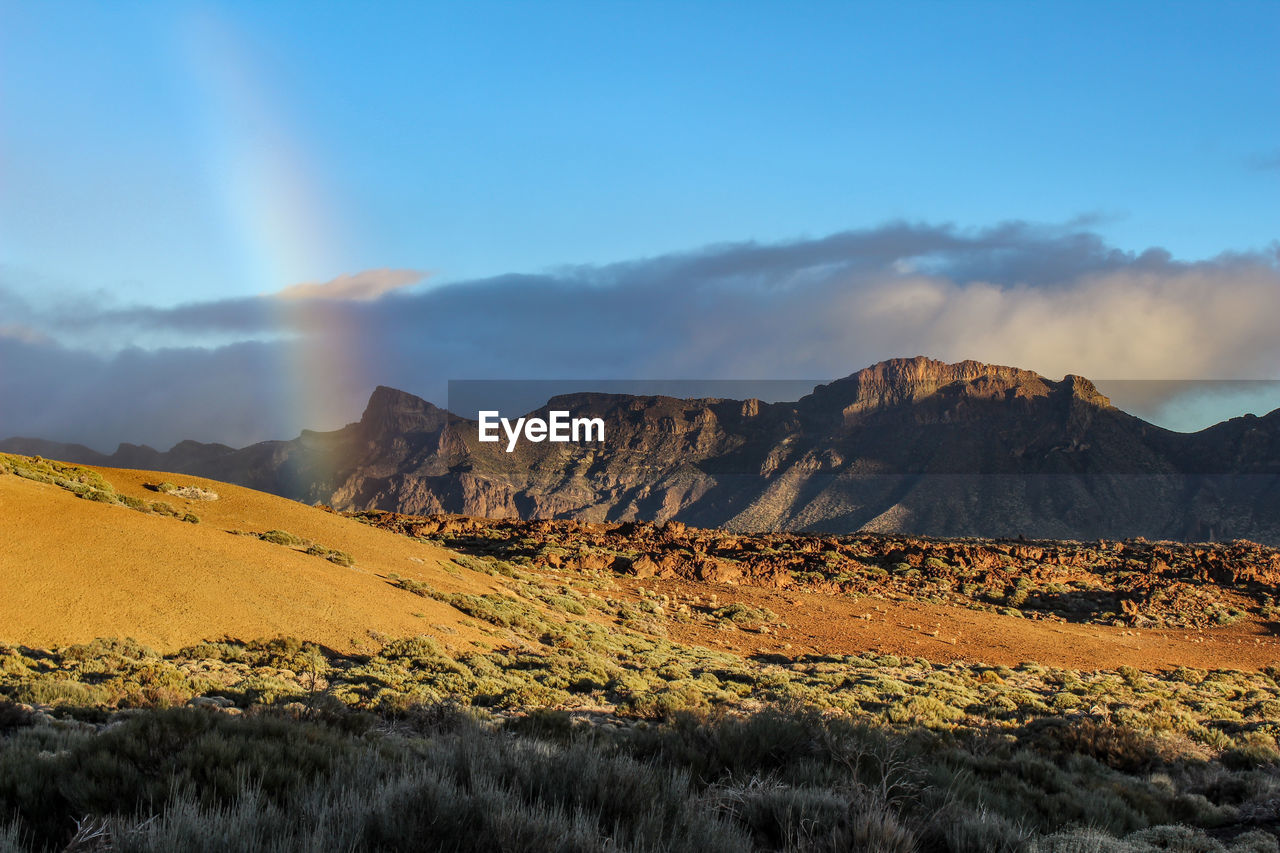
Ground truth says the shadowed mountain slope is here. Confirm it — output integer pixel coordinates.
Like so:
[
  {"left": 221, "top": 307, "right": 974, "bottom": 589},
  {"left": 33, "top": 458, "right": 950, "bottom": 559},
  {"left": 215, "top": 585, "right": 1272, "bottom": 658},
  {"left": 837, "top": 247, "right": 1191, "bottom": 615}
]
[{"left": 7, "top": 357, "right": 1280, "bottom": 541}]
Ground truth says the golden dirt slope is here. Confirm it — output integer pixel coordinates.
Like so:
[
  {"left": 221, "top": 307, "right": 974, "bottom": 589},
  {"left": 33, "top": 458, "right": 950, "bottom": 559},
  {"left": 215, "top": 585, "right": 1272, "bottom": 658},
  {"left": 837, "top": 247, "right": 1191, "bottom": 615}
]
[{"left": 0, "top": 465, "right": 499, "bottom": 653}]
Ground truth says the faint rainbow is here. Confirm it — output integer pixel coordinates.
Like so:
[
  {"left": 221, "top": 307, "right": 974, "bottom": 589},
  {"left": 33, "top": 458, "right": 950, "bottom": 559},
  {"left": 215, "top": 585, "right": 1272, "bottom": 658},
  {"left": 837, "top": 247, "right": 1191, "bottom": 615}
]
[{"left": 180, "top": 9, "right": 363, "bottom": 435}]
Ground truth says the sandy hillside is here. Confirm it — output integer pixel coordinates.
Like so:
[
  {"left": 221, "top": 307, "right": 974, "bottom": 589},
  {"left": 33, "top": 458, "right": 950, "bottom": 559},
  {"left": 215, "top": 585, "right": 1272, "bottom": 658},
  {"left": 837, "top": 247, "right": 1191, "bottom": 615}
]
[{"left": 0, "top": 464, "right": 499, "bottom": 653}]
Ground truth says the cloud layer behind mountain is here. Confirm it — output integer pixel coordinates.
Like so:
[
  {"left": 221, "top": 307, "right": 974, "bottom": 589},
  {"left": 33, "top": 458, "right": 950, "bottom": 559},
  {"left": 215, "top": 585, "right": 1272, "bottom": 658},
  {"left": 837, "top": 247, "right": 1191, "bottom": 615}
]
[{"left": 3, "top": 221, "right": 1278, "bottom": 451}]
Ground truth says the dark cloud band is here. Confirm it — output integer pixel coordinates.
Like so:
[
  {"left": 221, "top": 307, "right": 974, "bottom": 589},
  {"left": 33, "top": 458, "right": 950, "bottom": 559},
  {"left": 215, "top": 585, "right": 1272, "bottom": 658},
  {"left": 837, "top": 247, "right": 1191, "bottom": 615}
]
[{"left": 2, "top": 221, "right": 1277, "bottom": 450}]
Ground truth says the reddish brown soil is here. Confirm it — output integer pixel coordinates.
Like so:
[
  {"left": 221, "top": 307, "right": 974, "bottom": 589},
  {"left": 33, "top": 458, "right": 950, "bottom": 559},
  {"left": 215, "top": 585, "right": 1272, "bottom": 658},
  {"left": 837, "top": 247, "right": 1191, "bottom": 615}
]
[
  {"left": 362, "top": 512, "right": 1280, "bottom": 672},
  {"left": 616, "top": 574, "right": 1280, "bottom": 672}
]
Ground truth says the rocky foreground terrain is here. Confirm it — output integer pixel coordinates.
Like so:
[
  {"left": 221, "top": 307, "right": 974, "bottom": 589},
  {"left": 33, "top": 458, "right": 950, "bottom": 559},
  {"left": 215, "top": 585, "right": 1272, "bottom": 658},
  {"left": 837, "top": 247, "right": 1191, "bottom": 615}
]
[
  {"left": 354, "top": 510, "right": 1280, "bottom": 634},
  {"left": 8, "top": 356, "right": 1280, "bottom": 542}
]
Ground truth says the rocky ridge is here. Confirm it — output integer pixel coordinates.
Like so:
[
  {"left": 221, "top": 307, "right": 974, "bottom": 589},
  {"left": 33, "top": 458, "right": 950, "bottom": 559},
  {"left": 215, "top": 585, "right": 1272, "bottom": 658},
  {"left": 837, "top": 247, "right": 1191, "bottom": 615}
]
[{"left": 6, "top": 357, "right": 1280, "bottom": 542}]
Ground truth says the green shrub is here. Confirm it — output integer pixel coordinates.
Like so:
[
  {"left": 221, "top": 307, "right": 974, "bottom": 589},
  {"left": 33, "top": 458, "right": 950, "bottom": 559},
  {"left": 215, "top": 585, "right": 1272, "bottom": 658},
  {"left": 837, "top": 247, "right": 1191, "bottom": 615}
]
[
  {"left": 150, "top": 501, "right": 179, "bottom": 517},
  {"left": 119, "top": 495, "right": 149, "bottom": 512},
  {"left": 392, "top": 576, "right": 437, "bottom": 597},
  {"left": 305, "top": 544, "right": 354, "bottom": 567},
  {"left": 260, "top": 529, "right": 309, "bottom": 547},
  {"left": 711, "top": 602, "right": 776, "bottom": 625}
]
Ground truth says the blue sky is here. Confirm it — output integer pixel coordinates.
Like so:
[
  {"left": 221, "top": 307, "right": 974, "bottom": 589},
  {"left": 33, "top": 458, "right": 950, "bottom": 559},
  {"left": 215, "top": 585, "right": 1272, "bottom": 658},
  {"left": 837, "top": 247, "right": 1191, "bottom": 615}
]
[
  {"left": 3, "top": 1, "right": 1276, "bottom": 305},
  {"left": 1, "top": 1, "right": 1278, "bottom": 448}
]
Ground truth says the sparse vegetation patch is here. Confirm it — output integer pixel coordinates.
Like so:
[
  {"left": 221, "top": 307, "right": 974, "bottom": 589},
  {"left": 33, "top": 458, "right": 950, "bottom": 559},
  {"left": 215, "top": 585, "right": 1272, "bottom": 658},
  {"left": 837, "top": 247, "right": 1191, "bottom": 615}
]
[
  {"left": 306, "top": 543, "right": 354, "bottom": 566},
  {"left": 0, "top": 456, "right": 215, "bottom": 530},
  {"left": 2, "top": 626, "right": 1279, "bottom": 852},
  {"left": 0, "top": 453, "right": 119, "bottom": 505},
  {"left": 357, "top": 512, "right": 1280, "bottom": 630},
  {"left": 253, "top": 529, "right": 354, "bottom": 566},
  {"left": 149, "top": 480, "right": 219, "bottom": 501}
]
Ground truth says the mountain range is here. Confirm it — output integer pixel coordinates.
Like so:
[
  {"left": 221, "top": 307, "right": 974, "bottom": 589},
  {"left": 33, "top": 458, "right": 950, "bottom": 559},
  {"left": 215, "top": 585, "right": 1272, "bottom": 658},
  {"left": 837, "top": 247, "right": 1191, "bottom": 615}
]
[{"left": 7, "top": 357, "right": 1280, "bottom": 542}]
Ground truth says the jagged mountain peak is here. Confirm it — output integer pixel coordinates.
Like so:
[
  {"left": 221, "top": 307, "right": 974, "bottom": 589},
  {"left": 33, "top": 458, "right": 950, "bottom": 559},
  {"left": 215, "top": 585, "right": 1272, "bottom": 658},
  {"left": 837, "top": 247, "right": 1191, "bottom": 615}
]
[
  {"left": 834, "top": 356, "right": 1044, "bottom": 395},
  {"left": 850, "top": 355, "right": 1035, "bottom": 382},
  {"left": 359, "top": 386, "right": 447, "bottom": 436},
  {"left": 11, "top": 359, "right": 1279, "bottom": 541},
  {"left": 364, "top": 384, "right": 433, "bottom": 410},
  {"left": 805, "top": 357, "right": 1111, "bottom": 418},
  {"left": 1060, "top": 374, "right": 1112, "bottom": 408}
]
